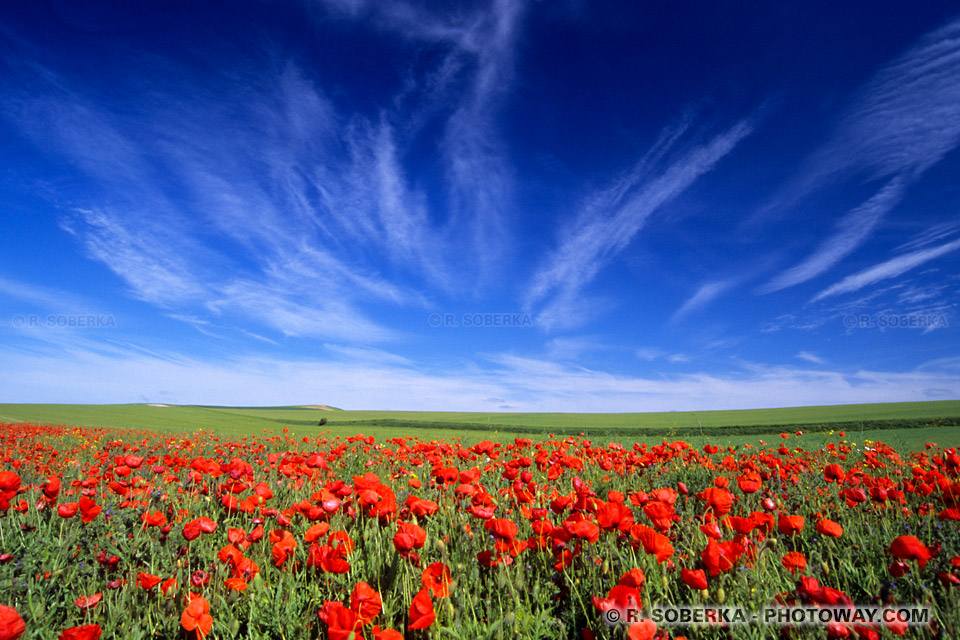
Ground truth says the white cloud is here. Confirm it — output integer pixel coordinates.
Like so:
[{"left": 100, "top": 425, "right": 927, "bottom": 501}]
[
  {"left": 1, "top": 346, "right": 957, "bottom": 412},
  {"left": 528, "top": 118, "right": 753, "bottom": 330},
  {"left": 795, "top": 351, "right": 826, "bottom": 365},
  {"left": 672, "top": 279, "right": 738, "bottom": 321},
  {"left": 813, "top": 237, "right": 960, "bottom": 301},
  {"left": 762, "top": 16, "right": 960, "bottom": 292},
  {"left": 761, "top": 177, "right": 906, "bottom": 293}
]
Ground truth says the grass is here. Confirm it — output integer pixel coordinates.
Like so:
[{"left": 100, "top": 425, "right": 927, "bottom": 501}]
[{"left": 0, "top": 399, "right": 958, "bottom": 449}]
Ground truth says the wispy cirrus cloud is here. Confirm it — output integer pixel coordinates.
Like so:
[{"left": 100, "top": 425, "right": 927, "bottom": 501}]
[
  {"left": 812, "top": 236, "right": 960, "bottom": 302},
  {"left": 0, "top": 1, "right": 528, "bottom": 342},
  {"left": 795, "top": 351, "right": 825, "bottom": 365},
  {"left": 672, "top": 279, "right": 739, "bottom": 322},
  {"left": 314, "top": 0, "right": 526, "bottom": 289},
  {"left": 762, "top": 15, "right": 960, "bottom": 292},
  {"left": 760, "top": 177, "right": 906, "bottom": 293},
  {"left": 527, "top": 118, "right": 753, "bottom": 330}
]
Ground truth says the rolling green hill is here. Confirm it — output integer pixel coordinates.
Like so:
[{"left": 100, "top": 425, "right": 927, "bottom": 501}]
[{"left": 1, "top": 399, "right": 959, "bottom": 451}]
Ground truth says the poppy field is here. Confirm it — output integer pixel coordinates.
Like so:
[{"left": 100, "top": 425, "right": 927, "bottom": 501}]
[{"left": 0, "top": 422, "right": 959, "bottom": 640}]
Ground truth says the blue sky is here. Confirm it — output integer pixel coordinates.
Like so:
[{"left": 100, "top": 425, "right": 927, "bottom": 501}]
[{"left": 1, "top": 0, "right": 959, "bottom": 411}]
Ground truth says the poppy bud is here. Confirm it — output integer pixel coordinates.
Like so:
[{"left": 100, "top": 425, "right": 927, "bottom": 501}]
[{"left": 716, "top": 587, "right": 725, "bottom": 603}]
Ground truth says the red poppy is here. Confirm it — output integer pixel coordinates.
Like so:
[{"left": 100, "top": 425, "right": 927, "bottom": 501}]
[
  {"left": 564, "top": 519, "right": 600, "bottom": 543},
  {"left": 138, "top": 573, "right": 161, "bottom": 590},
  {"left": 782, "top": 552, "right": 807, "bottom": 574},
  {"left": 816, "top": 519, "right": 843, "bottom": 538},
  {"left": 618, "top": 568, "right": 645, "bottom": 589},
  {"left": 319, "top": 602, "right": 361, "bottom": 640},
  {"left": 350, "top": 582, "right": 382, "bottom": 625},
  {"left": 737, "top": 473, "right": 761, "bottom": 493},
  {"left": 823, "top": 464, "right": 845, "bottom": 483},
  {"left": 304, "top": 522, "right": 330, "bottom": 543},
  {"left": 483, "top": 518, "right": 518, "bottom": 540},
  {"left": 58, "top": 625, "right": 102, "bottom": 640},
  {"left": 888, "top": 535, "right": 932, "bottom": 569},
  {"left": 681, "top": 568, "right": 708, "bottom": 590},
  {"left": 217, "top": 545, "right": 243, "bottom": 568},
  {"left": 393, "top": 522, "right": 427, "bottom": 552},
  {"left": 73, "top": 593, "right": 102, "bottom": 610},
  {"left": 196, "top": 517, "right": 218, "bottom": 534},
  {"left": 0, "top": 604, "right": 25, "bottom": 640},
  {"left": 0, "top": 472, "right": 20, "bottom": 493},
  {"left": 596, "top": 501, "right": 633, "bottom": 531},
  {"left": 181, "top": 595, "right": 213, "bottom": 638},
  {"left": 629, "top": 525, "right": 674, "bottom": 563},
  {"left": 701, "top": 539, "right": 744, "bottom": 576},
  {"left": 642, "top": 501, "right": 675, "bottom": 531},
  {"left": 627, "top": 619, "right": 657, "bottom": 640},
  {"left": 777, "top": 514, "right": 804, "bottom": 536},
  {"left": 307, "top": 544, "right": 350, "bottom": 574},
  {"left": 141, "top": 510, "right": 166, "bottom": 528},
  {"left": 224, "top": 577, "right": 248, "bottom": 592},
  {"left": 78, "top": 497, "right": 101, "bottom": 523},
  {"left": 372, "top": 626, "right": 404, "bottom": 640},
  {"left": 422, "top": 562, "right": 453, "bottom": 598},
  {"left": 408, "top": 588, "right": 435, "bottom": 629},
  {"left": 697, "top": 487, "right": 733, "bottom": 516},
  {"left": 57, "top": 503, "right": 79, "bottom": 519}
]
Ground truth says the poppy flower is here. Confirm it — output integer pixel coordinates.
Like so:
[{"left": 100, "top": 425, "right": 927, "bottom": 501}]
[
  {"left": 195, "top": 517, "right": 218, "bottom": 534},
  {"left": 350, "top": 582, "right": 382, "bottom": 625},
  {"left": 161, "top": 578, "right": 177, "bottom": 595},
  {"left": 618, "top": 568, "right": 645, "bottom": 590},
  {"left": 888, "top": 536, "right": 932, "bottom": 569},
  {"left": 181, "top": 594, "right": 213, "bottom": 638},
  {"left": 596, "top": 501, "right": 633, "bottom": 531},
  {"left": 737, "top": 473, "right": 761, "bottom": 493},
  {"left": 372, "top": 626, "right": 404, "bottom": 640},
  {"left": 680, "top": 568, "right": 708, "bottom": 590},
  {"left": 627, "top": 619, "right": 657, "bottom": 640},
  {"left": 777, "top": 514, "right": 804, "bottom": 536},
  {"left": 0, "top": 604, "right": 25, "bottom": 640},
  {"left": 629, "top": 525, "right": 674, "bottom": 563},
  {"left": 564, "top": 519, "right": 600, "bottom": 543},
  {"left": 57, "top": 503, "right": 79, "bottom": 519},
  {"left": 304, "top": 522, "right": 330, "bottom": 543},
  {"left": 483, "top": 518, "right": 518, "bottom": 540},
  {"left": 408, "top": 588, "right": 435, "bottom": 629},
  {"left": 141, "top": 510, "right": 166, "bottom": 528},
  {"left": 224, "top": 577, "right": 248, "bottom": 592},
  {"left": 307, "top": 544, "right": 350, "bottom": 574},
  {"left": 73, "top": 593, "right": 102, "bottom": 610},
  {"left": 816, "top": 519, "right": 843, "bottom": 538},
  {"left": 78, "top": 497, "right": 101, "bottom": 523},
  {"left": 393, "top": 522, "right": 427, "bottom": 552},
  {"left": 319, "top": 602, "right": 361, "bottom": 640},
  {"left": 58, "top": 625, "right": 101, "bottom": 640},
  {"left": 641, "top": 501, "right": 675, "bottom": 531},
  {"left": 701, "top": 539, "right": 744, "bottom": 576},
  {"left": 697, "top": 487, "right": 733, "bottom": 516},
  {"left": 422, "top": 562, "right": 453, "bottom": 598},
  {"left": 823, "top": 464, "right": 845, "bottom": 483},
  {"left": 217, "top": 545, "right": 243, "bottom": 567},
  {"left": 0, "top": 472, "right": 20, "bottom": 493},
  {"left": 138, "top": 573, "right": 161, "bottom": 590},
  {"left": 782, "top": 552, "right": 807, "bottom": 574}
]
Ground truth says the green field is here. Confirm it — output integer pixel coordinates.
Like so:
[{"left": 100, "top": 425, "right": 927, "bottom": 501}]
[{"left": 1, "top": 399, "right": 959, "bottom": 450}]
